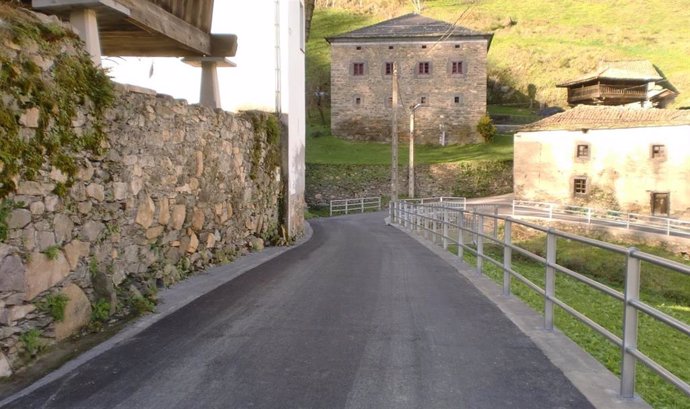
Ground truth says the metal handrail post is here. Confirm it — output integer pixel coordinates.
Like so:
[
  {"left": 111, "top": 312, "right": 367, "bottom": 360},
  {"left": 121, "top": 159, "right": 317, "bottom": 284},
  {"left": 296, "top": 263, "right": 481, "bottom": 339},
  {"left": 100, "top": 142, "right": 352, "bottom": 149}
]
[
  {"left": 476, "top": 214, "right": 484, "bottom": 275},
  {"left": 443, "top": 207, "right": 449, "bottom": 250},
  {"left": 378, "top": 197, "right": 381, "bottom": 211},
  {"left": 503, "top": 219, "right": 512, "bottom": 296},
  {"left": 346, "top": 200, "right": 349, "bottom": 215},
  {"left": 620, "top": 248, "right": 641, "bottom": 399},
  {"left": 361, "top": 198, "right": 364, "bottom": 214},
  {"left": 493, "top": 206, "right": 499, "bottom": 239},
  {"left": 458, "top": 210, "right": 464, "bottom": 259},
  {"left": 587, "top": 208, "right": 592, "bottom": 224},
  {"left": 545, "top": 229, "right": 556, "bottom": 331},
  {"left": 425, "top": 207, "right": 430, "bottom": 240},
  {"left": 330, "top": 201, "right": 333, "bottom": 216}
]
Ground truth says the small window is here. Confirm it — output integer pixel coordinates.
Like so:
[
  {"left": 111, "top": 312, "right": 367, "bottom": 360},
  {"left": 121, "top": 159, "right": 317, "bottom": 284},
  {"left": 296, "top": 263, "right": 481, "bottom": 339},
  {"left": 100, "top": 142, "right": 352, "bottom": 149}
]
[
  {"left": 354, "top": 96, "right": 362, "bottom": 105},
  {"left": 454, "top": 96, "right": 461, "bottom": 104},
  {"left": 421, "top": 45, "right": 427, "bottom": 49},
  {"left": 451, "top": 61, "right": 463, "bottom": 75},
  {"left": 418, "top": 62, "right": 430, "bottom": 75},
  {"left": 385, "top": 96, "right": 401, "bottom": 108},
  {"left": 356, "top": 46, "right": 361, "bottom": 50},
  {"left": 454, "top": 44, "right": 460, "bottom": 48},
  {"left": 420, "top": 96, "right": 427, "bottom": 104},
  {"left": 576, "top": 144, "right": 590, "bottom": 158},
  {"left": 651, "top": 144, "right": 666, "bottom": 159},
  {"left": 353, "top": 62, "right": 365, "bottom": 76},
  {"left": 384, "top": 62, "right": 393, "bottom": 75},
  {"left": 389, "top": 45, "right": 394, "bottom": 50},
  {"left": 573, "top": 178, "right": 587, "bottom": 195}
]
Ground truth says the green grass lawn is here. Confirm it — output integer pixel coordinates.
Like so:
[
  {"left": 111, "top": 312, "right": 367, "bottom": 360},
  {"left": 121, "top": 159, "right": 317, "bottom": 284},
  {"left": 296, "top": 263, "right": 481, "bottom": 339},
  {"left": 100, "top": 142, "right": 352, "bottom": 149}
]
[
  {"left": 446, "top": 233, "right": 690, "bottom": 409},
  {"left": 306, "top": 123, "right": 513, "bottom": 165}
]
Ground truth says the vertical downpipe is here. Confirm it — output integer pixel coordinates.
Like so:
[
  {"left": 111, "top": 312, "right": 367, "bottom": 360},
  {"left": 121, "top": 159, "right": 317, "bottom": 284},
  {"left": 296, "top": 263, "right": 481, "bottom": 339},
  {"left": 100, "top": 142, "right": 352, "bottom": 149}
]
[{"left": 274, "top": 0, "right": 282, "bottom": 115}]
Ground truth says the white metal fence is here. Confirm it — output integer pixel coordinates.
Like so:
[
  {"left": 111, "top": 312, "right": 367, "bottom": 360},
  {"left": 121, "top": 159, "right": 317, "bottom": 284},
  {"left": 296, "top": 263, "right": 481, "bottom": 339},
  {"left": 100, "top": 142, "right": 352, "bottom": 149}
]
[
  {"left": 513, "top": 200, "right": 690, "bottom": 237},
  {"left": 390, "top": 200, "right": 690, "bottom": 400},
  {"left": 329, "top": 196, "right": 382, "bottom": 216}
]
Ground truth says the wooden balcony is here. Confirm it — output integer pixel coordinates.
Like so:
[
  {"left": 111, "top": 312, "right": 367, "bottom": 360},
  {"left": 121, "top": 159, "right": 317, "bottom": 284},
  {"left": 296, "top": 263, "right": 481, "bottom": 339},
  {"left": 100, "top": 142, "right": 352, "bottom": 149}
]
[{"left": 567, "top": 83, "right": 648, "bottom": 105}]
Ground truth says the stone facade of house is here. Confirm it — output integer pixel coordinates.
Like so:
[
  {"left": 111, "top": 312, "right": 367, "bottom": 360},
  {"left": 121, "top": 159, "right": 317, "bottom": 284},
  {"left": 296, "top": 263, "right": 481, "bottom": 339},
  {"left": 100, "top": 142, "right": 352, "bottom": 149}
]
[
  {"left": 514, "top": 106, "right": 690, "bottom": 217},
  {"left": 328, "top": 14, "right": 492, "bottom": 145}
]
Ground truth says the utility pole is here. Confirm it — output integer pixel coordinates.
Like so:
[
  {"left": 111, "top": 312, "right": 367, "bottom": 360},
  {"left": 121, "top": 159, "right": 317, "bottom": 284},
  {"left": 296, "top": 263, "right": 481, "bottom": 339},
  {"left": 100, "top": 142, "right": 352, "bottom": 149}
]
[
  {"left": 391, "top": 63, "right": 399, "bottom": 201},
  {"left": 408, "top": 103, "right": 421, "bottom": 198}
]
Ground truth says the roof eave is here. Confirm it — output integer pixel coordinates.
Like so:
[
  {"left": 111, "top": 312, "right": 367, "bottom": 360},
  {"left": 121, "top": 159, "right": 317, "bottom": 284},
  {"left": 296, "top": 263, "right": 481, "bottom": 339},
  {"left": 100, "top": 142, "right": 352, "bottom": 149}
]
[{"left": 326, "top": 33, "right": 493, "bottom": 45}]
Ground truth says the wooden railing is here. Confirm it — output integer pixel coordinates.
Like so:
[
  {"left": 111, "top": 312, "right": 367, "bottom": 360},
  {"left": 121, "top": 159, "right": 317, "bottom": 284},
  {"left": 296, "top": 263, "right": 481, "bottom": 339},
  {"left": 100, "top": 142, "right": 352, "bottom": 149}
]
[{"left": 568, "top": 84, "right": 648, "bottom": 102}]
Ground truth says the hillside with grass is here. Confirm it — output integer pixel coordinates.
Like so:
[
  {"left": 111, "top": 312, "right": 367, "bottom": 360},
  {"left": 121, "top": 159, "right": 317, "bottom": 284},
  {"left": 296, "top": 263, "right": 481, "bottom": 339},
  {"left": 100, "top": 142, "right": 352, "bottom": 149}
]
[{"left": 307, "top": 0, "right": 690, "bottom": 112}]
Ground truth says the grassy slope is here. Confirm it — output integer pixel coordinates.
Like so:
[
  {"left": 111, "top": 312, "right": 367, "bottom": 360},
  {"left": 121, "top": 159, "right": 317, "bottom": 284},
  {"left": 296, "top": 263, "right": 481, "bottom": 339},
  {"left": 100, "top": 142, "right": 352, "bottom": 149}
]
[
  {"left": 308, "top": 0, "right": 690, "bottom": 108},
  {"left": 461, "top": 236, "right": 690, "bottom": 409},
  {"left": 307, "top": 124, "right": 513, "bottom": 164}
]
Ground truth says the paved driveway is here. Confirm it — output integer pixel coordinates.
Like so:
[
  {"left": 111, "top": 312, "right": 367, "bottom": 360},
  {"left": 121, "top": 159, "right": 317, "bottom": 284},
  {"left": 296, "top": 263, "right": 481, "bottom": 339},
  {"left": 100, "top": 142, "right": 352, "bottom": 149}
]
[{"left": 3, "top": 212, "right": 593, "bottom": 409}]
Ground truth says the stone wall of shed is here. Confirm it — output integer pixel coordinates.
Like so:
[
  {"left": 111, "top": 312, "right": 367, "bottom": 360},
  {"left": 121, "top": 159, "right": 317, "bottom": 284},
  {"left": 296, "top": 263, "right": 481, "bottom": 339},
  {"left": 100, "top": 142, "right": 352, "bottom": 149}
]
[
  {"left": 330, "top": 40, "right": 488, "bottom": 144},
  {"left": 0, "top": 11, "right": 282, "bottom": 376}
]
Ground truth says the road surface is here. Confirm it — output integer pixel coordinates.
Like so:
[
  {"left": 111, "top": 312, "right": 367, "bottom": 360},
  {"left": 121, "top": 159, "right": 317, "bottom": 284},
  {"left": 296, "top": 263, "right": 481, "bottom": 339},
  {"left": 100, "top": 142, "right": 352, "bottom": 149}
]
[{"left": 4, "top": 212, "right": 594, "bottom": 409}]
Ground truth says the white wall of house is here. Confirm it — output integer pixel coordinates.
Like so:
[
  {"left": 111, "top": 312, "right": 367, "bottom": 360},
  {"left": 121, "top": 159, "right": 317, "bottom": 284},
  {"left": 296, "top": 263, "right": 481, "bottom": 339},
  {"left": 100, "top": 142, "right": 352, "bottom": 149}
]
[
  {"left": 102, "top": 0, "right": 305, "bottom": 236},
  {"left": 514, "top": 125, "right": 690, "bottom": 217}
]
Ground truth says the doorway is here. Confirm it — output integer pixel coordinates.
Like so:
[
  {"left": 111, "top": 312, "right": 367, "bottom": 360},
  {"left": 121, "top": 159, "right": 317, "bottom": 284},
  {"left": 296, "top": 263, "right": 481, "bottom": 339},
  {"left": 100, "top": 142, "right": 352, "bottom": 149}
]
[{"left": 651, "top": 192, "right": 670, "bottom": 216}]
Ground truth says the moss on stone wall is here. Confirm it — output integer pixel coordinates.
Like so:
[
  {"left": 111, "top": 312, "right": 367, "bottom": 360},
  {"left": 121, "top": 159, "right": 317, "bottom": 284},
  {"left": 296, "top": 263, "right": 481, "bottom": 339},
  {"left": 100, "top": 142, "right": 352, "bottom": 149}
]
[{"left": 0, "top": 5, "right": 114, "bottom": 198}]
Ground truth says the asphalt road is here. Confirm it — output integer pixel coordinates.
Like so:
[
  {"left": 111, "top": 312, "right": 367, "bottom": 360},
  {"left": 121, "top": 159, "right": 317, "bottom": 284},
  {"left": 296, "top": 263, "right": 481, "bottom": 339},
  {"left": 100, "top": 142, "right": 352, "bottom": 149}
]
[{"left": 4, "top": 212, "right": 594, "bottom": 409}]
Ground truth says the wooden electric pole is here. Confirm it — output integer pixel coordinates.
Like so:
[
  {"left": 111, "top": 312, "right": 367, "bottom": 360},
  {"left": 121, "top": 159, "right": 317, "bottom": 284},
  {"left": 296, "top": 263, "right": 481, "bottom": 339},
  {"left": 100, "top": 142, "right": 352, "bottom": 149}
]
[
  {"left": 408, "top": 109, "right": 415, "bottom": 198},
  {"left": 391, "top": 63, "right": 399, "bottom": 201}
]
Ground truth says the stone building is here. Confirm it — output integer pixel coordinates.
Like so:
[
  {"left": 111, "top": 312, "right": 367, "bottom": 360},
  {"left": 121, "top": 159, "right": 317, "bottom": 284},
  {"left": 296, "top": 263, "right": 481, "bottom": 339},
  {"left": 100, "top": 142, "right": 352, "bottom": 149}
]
[
  {"left": 326, "top": 14, "right": 493, "bottom": 145},
  {"left": 514, "top": 105, "right": 690, "bottom": 217}
]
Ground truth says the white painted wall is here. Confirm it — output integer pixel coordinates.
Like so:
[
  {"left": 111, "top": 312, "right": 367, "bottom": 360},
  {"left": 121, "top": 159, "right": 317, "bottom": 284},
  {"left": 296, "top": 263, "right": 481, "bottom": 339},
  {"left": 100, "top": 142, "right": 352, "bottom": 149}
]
[
  {"left": 102, "top": 0, "right": 305, "bottom": 235},
  {"left": 514, "top": 126, "right": 690, "bottom": 217}
]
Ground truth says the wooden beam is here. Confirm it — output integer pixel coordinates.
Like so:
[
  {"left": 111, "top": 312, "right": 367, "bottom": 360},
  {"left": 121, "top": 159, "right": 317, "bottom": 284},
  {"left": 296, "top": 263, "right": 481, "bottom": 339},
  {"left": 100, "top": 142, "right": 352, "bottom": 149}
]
[{"left": 116, "top": 0, "right": 211, "bottom": 55}]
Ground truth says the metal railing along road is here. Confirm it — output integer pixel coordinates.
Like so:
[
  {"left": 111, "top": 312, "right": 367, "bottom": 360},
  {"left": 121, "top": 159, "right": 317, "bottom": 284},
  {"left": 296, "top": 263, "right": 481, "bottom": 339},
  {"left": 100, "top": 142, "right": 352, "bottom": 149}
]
[
  {"left": 512, "top": 200, "right": 690, "bottom": 237},
  {"left": 329, "top": 196, "right": 382, "bottom": 216},
  {"left": 390, "top": 200, "right": 690, "bottom": 400},
  {"left": 404, "top": 196, "right": 467, "bottom": 209}
]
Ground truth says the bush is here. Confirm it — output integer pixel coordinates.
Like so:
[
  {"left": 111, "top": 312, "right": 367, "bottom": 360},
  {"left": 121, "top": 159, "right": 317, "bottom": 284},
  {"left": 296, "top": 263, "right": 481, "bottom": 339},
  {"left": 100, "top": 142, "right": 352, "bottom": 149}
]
[
  {"left": 37, "top": 293, "right": 70, "bottom": 322},
  {"left": 476, "top": 114, "right": 497, "bottom": 143}
]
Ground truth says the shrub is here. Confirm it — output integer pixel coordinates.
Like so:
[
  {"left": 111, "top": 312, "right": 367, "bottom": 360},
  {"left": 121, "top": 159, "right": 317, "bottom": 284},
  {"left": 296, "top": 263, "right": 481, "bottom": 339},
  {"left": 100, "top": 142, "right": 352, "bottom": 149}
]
[
  {"left": 20, "top": 329, "right": 43, "bottom": 356},
  {"left": 476, "top": 114, "right": 497, "bottom": 143},
  {"left": 37, "top": 293, "right": 70, "bottom": 321},
  {"left": 91, "top": 298, "right": 110, "bottom": 323}
]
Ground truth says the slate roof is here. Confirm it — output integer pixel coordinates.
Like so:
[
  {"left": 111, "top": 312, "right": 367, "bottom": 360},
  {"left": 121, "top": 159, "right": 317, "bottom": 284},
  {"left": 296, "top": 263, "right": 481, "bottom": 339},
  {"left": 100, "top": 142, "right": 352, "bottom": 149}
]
[
  {"left": 326, "top": 13, "right": 493, "bottom": 45},
  {"left": 557, "top": 60, "right": 665, "bottom": 87},
  {"left": 520, "top": 105, "right": 690, "bottom": 132}
]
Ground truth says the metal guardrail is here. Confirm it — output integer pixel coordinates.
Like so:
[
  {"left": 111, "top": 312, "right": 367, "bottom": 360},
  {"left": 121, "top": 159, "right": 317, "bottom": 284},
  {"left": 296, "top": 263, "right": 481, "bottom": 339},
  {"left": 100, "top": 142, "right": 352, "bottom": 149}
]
[
  {"left": 404, "top": 196, "right": 467, "bottom": 209},
  {"left": 329, "top": 196, "right": 381, "bottom": 216},
  {"left": 512, "top": 200, "right": 690, "bottom": 237},
  {"left": 390, "top": 200, "right": 690, "bottom": 400}
]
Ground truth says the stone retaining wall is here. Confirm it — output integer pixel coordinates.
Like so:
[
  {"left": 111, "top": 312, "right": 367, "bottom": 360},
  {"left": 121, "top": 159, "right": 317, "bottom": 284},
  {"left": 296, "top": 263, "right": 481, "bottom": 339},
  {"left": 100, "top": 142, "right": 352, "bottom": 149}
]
[
  {"left": 0, "top": 10, "right": 282, "bottom": 376},
  {"left": 306, "top": 161, "right": 513, "bottom": 205}
]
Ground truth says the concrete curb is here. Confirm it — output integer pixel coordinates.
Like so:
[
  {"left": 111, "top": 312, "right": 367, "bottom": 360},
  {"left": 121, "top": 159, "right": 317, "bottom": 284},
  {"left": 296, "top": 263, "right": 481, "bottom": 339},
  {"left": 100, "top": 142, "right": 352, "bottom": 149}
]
[
  {"left": 0, "top": 223, "right": 313, "bottom": 407},
  {"left": 390, "top": 223, "right": 652, "bottom": 409}
]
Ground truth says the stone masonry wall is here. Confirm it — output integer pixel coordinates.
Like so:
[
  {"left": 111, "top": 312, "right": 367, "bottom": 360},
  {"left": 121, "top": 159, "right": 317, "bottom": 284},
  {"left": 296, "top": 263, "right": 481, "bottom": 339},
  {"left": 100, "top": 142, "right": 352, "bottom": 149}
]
[
  {"left": 330, "top": 39, "right": 489, "bottom": 144},
  {"left": 0, "top": 10, "right": 282, "bottom": 376},
  {"left": 306, "top": 161, "right": 513, "bottom": 205}
]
